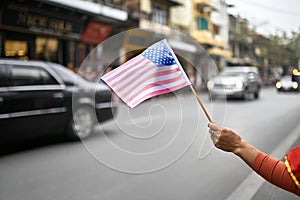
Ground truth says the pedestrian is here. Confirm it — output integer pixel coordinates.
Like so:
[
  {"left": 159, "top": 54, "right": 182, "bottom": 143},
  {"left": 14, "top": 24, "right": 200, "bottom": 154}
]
[
  {"left": 67, "top": 62, "right": 76, "bottom": 73},
  {"left": 208, "top": 122, "right": 300, "bottom": 196}
]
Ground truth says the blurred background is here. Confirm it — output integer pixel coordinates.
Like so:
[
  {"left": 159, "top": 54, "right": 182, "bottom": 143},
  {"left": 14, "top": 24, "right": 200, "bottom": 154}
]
[
  {"left": 1, "top": 0, "right": 299, "bottom": 87},
  {"left": 0, "top": 1, "right": 300, "bottom": 200}
]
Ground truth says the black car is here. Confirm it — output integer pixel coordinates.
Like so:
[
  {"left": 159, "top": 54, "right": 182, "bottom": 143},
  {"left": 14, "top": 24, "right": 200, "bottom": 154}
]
[{"left": 0, "top": 59, "right": 117, "bottom": 144}]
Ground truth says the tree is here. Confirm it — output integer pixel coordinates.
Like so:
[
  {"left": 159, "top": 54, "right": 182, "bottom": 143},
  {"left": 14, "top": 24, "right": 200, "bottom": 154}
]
[{"left": 287, "top": 29, "right": 300, "bottom": 68}]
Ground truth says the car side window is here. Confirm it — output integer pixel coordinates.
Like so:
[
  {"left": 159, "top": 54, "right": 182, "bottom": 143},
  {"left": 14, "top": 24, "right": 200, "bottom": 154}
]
[
  {"left": 10, "top": 65, "right": 59, "bottom": 86},
  {"left": 0, "top": 64, "right": 9, "bottom": 87}
]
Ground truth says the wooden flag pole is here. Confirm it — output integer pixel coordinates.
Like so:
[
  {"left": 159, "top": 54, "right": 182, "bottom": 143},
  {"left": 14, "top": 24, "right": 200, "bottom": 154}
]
[{"left": 189, "top": 84, "right": 212, "bottom": 122}]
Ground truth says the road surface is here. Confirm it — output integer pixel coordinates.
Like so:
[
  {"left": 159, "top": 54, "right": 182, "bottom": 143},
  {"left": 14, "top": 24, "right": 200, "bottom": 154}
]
[{"left": 0, "top": 88, "right": 299, "bottom": 200}]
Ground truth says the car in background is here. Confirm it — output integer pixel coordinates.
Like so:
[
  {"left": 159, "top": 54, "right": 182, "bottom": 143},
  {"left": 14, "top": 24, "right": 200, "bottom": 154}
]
[
  {"left": 207, "top": 66, "right": 262, "bottom": 100},
  {"left": 275, "top": 75, "right": 299, "bottom": 92},
  {"left": 0, "top": 59, "right": 117, "bottom": 144}
]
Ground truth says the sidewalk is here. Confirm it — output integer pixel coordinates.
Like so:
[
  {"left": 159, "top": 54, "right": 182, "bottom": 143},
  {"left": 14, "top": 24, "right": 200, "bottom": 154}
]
[{"left": 251, "top": 135, "right": 300, "bottom": 200}]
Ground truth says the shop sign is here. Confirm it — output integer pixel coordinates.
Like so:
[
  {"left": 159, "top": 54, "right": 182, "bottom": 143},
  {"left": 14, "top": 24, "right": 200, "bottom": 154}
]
[
  {"left": 81, "top": 22, "right": 112, "bottom": 44},
  {"left": 2, "top": 4, "right": 81, "bottom": 36}
]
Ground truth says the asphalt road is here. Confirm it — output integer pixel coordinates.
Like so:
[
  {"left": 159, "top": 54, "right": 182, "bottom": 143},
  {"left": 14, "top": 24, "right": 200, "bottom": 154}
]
[{"left": 1, "top": 88, "right": 300, "bottom": 200}]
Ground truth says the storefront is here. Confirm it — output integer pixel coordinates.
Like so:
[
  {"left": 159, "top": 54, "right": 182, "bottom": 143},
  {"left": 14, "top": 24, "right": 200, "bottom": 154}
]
[
  {"left": 0, "top": 1, "right": 86, "bottom": 67},
  {"left": 0, "top": 0, "right": 128, "bottom": 71}
]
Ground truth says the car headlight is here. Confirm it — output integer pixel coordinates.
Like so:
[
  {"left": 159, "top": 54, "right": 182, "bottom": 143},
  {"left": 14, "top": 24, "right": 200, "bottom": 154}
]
[
  {"left": 235, "top": 81, "right": 243, "bottom": 89},
  {"left": 293, "top": 82, "right": 298, "bottom": 89},
  {"left": 275, "top": 82, "right": 282, "bottom": 89},
  {"left": 207, "top": 80, "right": 214, "bottom": 90}
]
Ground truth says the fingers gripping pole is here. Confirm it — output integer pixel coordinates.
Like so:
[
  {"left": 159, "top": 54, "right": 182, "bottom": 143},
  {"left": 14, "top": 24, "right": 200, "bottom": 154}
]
[{"left": 189, "top": 85, "right": 212, "bottom": 122}]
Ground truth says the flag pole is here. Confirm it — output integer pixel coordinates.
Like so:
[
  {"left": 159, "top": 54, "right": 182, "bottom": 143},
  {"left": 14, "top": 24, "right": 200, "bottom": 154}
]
[{"left": 189, "top": 84, "right": 212, "bottom": 122}]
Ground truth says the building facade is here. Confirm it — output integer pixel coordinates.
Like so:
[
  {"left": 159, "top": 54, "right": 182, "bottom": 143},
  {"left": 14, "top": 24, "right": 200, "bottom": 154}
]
[
  {"left": 0, "top": 0, "right": 234, "bottom": 88},
  {"left": 170, "top": 0, "right": 231, "bottom": 89},
  {"left": 228, "top": 14, "right": 255, "bottom": 66},
  {"left": 122, "top": 0, "right": 199, "bottom": 82}
]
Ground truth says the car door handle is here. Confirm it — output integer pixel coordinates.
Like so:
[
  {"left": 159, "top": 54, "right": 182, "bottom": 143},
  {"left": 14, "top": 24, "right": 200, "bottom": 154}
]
[
  {"left": 53, "top": 93, "right": 64, "bottom": 99},
  {"left": 0, "top": 97, "right": 3, "bottom": 104}
]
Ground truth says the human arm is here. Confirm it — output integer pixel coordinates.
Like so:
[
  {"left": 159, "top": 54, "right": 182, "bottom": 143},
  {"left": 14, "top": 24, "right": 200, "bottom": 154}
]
[{"left": 208, "top": 122, "right": 300, "bottom": 196}]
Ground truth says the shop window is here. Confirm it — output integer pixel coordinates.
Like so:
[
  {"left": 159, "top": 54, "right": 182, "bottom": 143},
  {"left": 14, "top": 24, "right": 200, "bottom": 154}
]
[
  {"left": 4, "top": 40, "right": 28, "bottom": 58},
  {"left": 36, "top": 37, "right": 58, "bottom": 62}
]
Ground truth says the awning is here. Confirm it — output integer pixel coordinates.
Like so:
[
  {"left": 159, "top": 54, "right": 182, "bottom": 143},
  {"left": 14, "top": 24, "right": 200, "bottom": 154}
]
[
  {"left": 39, "top": 0, "right": 128, "bottom": 21},
  {"left": 81, "top": 22, "right": 112, "bottom": 44}
]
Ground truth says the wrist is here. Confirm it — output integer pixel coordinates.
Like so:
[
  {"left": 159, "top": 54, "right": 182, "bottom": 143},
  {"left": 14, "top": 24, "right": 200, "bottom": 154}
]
[
  {"left": 233, "top": 139, "right": 247, "bottom": 156},
  {"left": 233, "top": 140, "right": 261, "bottom": 166}
]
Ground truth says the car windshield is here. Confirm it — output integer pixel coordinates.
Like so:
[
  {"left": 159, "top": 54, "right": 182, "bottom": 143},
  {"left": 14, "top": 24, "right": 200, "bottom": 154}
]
[{"left": 281, "top": 75, "right": 291, "bottom": 81}]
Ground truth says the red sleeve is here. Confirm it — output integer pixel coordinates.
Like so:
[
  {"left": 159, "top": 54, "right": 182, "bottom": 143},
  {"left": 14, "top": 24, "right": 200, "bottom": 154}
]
[{"left": 252, "top": 152, "right": 300, "bottom": 196}]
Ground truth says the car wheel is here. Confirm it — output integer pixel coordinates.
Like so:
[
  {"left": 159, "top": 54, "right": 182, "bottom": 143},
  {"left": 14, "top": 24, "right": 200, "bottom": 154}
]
[
  {"left": 243, "top": 89, "right": 256, "bottom": 100},
  {"left": 67, "top": 106, "right": 96, "bottom": 140}
]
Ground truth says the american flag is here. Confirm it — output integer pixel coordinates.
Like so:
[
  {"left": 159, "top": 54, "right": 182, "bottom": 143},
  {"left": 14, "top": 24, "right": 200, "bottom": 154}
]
[{"left": 101, "top": 39, "right": 191, "bottom": 108}]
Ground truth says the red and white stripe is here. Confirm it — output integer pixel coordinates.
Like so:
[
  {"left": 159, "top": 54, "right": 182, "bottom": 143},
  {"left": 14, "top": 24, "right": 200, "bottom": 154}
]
[{"left": 101, "top": 55, "right": 190, "bottom": 108}]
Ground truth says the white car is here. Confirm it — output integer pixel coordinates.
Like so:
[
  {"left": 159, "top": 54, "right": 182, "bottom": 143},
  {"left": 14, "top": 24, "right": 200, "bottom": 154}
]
[
  {"left": 276, "top": 75, "right": 299, "bottom": 92},
  {"left": 207, "top": 66, "right": 262, "bottom": 100}
]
